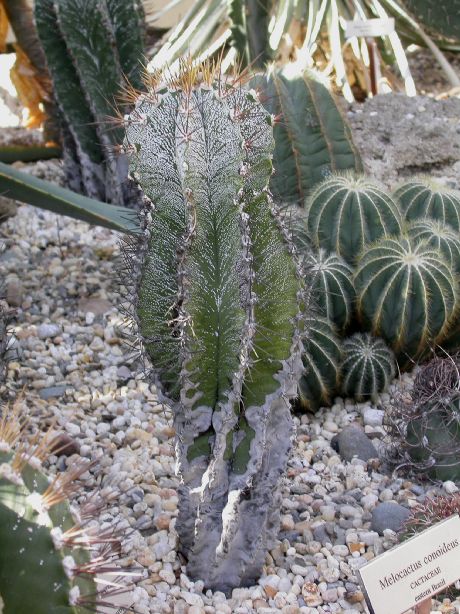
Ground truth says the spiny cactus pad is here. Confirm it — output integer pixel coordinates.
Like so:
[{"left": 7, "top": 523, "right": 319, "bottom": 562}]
[
  {"left": 407, "top": 218, "right": 460, "bottom": 271},
  {"left": 298, "top": 316, "right": 342, "bottom": 413},
  {"left": 123, "top": 61, "right": 306, "bottom": 591},
  {"left": 355, "top": 235, "right": 457, "bottom": 366},
  {"left": 307, "top": 175, "right": 402, "bottom": 265},
  {"left": 395, "top": 178, "right": 460, "bottom": 230},
  {"left": 341, "top": 333, "right": 395, "bottom": 401}
]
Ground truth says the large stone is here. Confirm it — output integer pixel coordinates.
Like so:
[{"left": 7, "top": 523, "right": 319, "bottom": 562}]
[
  {"left": 333, "top": 424, "right": 378, "bottom": 462},
  {"left": 371, "top": 502, "right": 411, "bottom": 534}
]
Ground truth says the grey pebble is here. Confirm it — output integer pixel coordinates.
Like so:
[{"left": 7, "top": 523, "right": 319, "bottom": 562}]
[
  {"left": 334, "top": 424, "right": 378, "bottom": 462},
  {"left": 371, "top": 502, "right": 411, "bottom": 534}
]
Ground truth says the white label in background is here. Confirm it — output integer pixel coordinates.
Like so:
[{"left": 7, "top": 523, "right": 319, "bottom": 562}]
[
  {"left": 357, "top": 514, "right": 460, "bottom": 614},
  {"left": 345, "top": 18, "right": 395, "bottom": 38}
]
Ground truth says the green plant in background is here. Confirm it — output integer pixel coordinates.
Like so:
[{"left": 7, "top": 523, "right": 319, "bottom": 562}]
[
  {"left": 400, "top": 0, "right": 460, "bottom": 42},
  {"left": 407, "top": 218, "right": 460, "bottom": 271},
  {"left": 34, "top": 0, "right": 146, "bottom": 203},
  {"left": 298, "top": 315, "right": 342, "bottom": 413},
  {"left": 306, "top": 174, "right": 402, "bottom": 265},
  {"left": 355, "top": 235, "right": 457, "bottom": 366},
  {"left": 0, "top": 402, "right": 130, "bottom": 613},
  {"left": 122, "top": 60, "right": 306, "bottom": 592},
  {"left": 249, "top": 64, "right": 362, "bottom": 204},
  {"left": 394, "top": 177, "right": 460, "bottom": 230},
  {"left": 341, "top": 333, "right": 395, "bottom": 401}
]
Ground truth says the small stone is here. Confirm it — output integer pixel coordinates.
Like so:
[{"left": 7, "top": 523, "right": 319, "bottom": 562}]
[
  {"left": 335, "top": 424, "right": 378, "bottom": 462},
  {"left": 182, "top": 592, "right": 204, "bottom": 607},
  {"left": 264, "top": 585, "right": 278, "bottom": 599},
  {"left": 159, "top": 569, "right": 176, "bottom": 584},
  {"left": 37, "top": 323, "right": 61, "bottom": 339},
  {"left": 78, "top": 297, "right": 112, "bottom": 314},
  {"left": 6, "top": 277, "right": 23, "bottom": 307},
  {"left": 154, "top": 514, "right": 171, "bottom": 530},
  {"left": 38, "top": 385, "right": 67, "bottom": 400},
  {"left": 301, "top": 583, "right": 322, "bottom": 607},
  {"left": 371, "top": 502, "right": 410, "bottom": 534},
  {"left": 444, "top": 481, "right": 458, "bottom": 494},
  {"left": 362, "top": 407, "right": 384, "bottom": 427}
]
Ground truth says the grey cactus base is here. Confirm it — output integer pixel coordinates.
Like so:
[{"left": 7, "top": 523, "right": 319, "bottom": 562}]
[{"left": 122, "top": 62, "right": 306, "bottom": 592}]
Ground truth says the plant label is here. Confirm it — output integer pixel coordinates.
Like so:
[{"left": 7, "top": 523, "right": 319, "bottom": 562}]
[
  {"left": 345, "top": 18, "right": 395, "bottom": 38},
  {"left": 356, "top": 514, "right": 460, "bottom": 614}
]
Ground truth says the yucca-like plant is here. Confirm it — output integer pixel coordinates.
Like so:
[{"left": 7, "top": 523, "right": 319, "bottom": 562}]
[
  {"left": 0, "top": 402, "right": 131, "bottom": 613},
  {"left": 304, "top": 249, "right": 355, "bottom": 333},
  {"left": 407, "top": 218, "right": 460, "bottom": 271},
  {"left": 341, "top": 333, "right": 395, "bottom": 401},
  {"left": 355, "top": 235, "right": 457, "bottom": 366},
  {"left": 394, "top": 178, "right": 460, "bottom": 230},
  {"left": 306, "top": 174, "right": 402, "bottom": 265},
  {"left": 298, "top": 315, "right": 342, "bottom": 413},
  {"left": 122, "top": 60, "right": 306, "bottom": 592}
]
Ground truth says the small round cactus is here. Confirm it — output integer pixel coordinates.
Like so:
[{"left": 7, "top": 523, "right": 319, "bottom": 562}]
[
  {"left": 394, "top": 177, "right": 460, "bottom": 230},
  {"left": 304, "top": 249, "right": 355, "bottom": 332},
  {"left": 407, "top": 218, "right": 460, "bottom": 272},
  {"left": 355, "top": 235, "right": 457, "bottom": 366},
  {"left": 340, "top": 333, "right": 395, "bottom": 401},
  {"left": 298, "top": 316, "right": 342, "bottom": 413},
  {"left": 306, "top": 174, "right": 402, "bottom": 264}
]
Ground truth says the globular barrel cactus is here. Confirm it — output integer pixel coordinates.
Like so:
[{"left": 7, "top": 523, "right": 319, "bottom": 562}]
[
  {"left": 355, "top": 235, "right": 457, "bottom": 366},
  {"left": 304, "top": 249, "right": 355, "bottom": 333},
  {"left": 307, "top": 174, "right": 402, "bottom": 265},
  {"left": 341, "top": 333, "right": 395, "bottom": 401},
  {"left": 250, "top": 64, "right": 362, "bottom": 204},
  {"left": 122, "top": 60, "right": 306, "bottom": 592},
  {"left": 0, "top": 402, "right": 129, "bottom": 613},
  {"left": 401, "top": 0, "right": 460, "bottom": 41},
  {"left": 407, "top": 218, "right": 460, "bottom": 271},
  {"left": 35, "top": 0, "right": 145, "bottom": 203},
  {"left": 298, "top": 315, "right": 342, "bottom": 413},
  {"left": 394, "top": 177, "right": 460, "bottom": 230}
]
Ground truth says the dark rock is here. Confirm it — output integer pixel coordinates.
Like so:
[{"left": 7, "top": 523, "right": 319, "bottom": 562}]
[
  {"left": 313, "top": 523, "right": 330, "bottom": 543},
  {"left": 335, "top": 424, "right": 378, "bottom": 462},
  {"left": 39, "top": 385, "right": 67, "bottom": 400},
  {"left": 371, "top": 502, "right": 411, "bottom": 534}
]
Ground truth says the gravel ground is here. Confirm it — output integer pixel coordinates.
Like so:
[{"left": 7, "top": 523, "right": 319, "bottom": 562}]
[{"left": 2, "top": 157, "right": 460, "bottom": 614}]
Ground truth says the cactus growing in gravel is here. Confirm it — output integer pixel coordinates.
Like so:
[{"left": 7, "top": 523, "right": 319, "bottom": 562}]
[
  {"left": 298, "top": 316, "right": 342, "bottom": 413},
  {"left": 122, "top": 60, "right": 306, "bottom": 592},
  {"left": 35, "top": 0, "right": 145, "bottom": 203},
  {"left": 394, "top": 178, "right": 460, "bottom": 230},
  {"left": 341, "top": 333, "right": 395, "bottom": 401},
  {"left": 304, "top": 249, "right": 355, "bottom": 333},
  {"left": 249, "top": 64, "right": 362, "bottom": 204},
  {"left": 407, "top": 219, "right": 460, "bottom": 271},
  {"left": 355, "top": 235, "right": 457, "bottom": 367},
  {"left": 306, "top": 175, "right": 402, "bottom": 265}
]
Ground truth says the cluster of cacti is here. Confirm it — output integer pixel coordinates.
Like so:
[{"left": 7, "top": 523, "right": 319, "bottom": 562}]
[
  {"left": 0, "top": 402, "right": 129, "bottom": 613},
  {"left": 122, "top": 60, "right": 307, "bottom": 592},
  {"left": 401, "top": 0, "right": 460, "bottom": 41},
  {"left": 34, "top": 0, "right": 145, "bottom": 204},
  {"left": 249, "top": 64, "right": 362, "bottom": 204}
]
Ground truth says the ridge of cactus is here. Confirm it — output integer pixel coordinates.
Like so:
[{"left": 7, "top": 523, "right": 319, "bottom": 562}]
[{"left": 407, "top": 218, "right": 460, "bottom": 271}]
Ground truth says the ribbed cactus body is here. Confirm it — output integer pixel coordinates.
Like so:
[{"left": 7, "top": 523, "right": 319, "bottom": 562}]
[
  {"left": 307, "top": 175, "right": 402, "bottom": 265},
  {"left": 401, "top": 0, "right": 460, "bottom": 40},
  {"left": 124, "top": 66, "right": 305, "bottom": 591},
  {"left": 305, "top": 249, "right": 355, "bottom": 332},
  {"left": 355, "top": 236, "right": 457, "bottom": 365},
  {"left": 341, "top": 333, "right": 395, "bottom": 401},
  {"left": 408, "top": 219, "right": 460, "bottom": 271},
  {"left": 395, "top": 178, "right": 460, "bottom": 230},
  {"left": 298, "top": 316, "right": 342, "bottom": 412}
]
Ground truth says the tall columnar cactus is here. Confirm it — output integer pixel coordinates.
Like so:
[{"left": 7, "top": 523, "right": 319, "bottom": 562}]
[
  {"left": 394, "top": 177, "right": 460, "bottom": 230},
  {"left": 307, "top": 175, "right": 402, "bottom": 265},
  {"left": 0, "top": 403, "right": 128, "bottom": 613},
  {"left": 35, "top": 0, "right": 145, "bottom": 203},
  {"left": 401, "top": 0, "right": 460, "bottom": 41},
  {"left": 407, "top": 219, "right": 460, "bottom": 271},
  {"left": 298, "top": 315, "right": 342, "bottom": 413},
  {"left": 355, "top": 235, "right": 457, "bottom": 366},
  {"left": 341, "top": 333, "right": 395, "bottom": 401},
  {"left": 122, "top": 61, "right": 306, "bottom": 592},
  {"left": 249, "top": 64, "right": 362, "bottom": 204},
  {"left": 304, "top": 249, "right": 355, "bottom": 333}
]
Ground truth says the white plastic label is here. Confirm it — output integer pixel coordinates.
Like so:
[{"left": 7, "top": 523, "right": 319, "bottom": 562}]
[{"left": 345, "top": 18, "right": 395, "bottom": 38}]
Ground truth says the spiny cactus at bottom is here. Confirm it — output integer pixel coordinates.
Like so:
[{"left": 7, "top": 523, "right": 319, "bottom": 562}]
[
  {"left": 122, "top": 60, "right": 306, "bottom": 592},
  {"left": 298, "top": 316, "right": 342, "bottom": 413},
  {"left": 355, "top": 235, "right": 457, "bottom": 367},
  {"left": 306, "top": 174, "right": 402, "bottom": 265},
  {"left": 407, "top": 218, "right": 460, "bottom": 271},
  {"left": 0, "top": 402, "right": 132, "bottom": 613},
  {"left": 394, "top": 177, "right": 460, "bottom": 230},
  {"left": 341, "top": 333, "right": 395, "bottom": 402}
]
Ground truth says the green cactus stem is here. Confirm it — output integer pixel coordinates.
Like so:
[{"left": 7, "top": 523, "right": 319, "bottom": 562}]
[
  {"left": 394, "top": 177, "right": 460, "bottom": 230},
  {"left": 307, "top": 174, "right": 402, "bottom": 265},
  {"left": 341, "top": 333, "right": 395, "bottom": 401},
  {"left": 122, "top": 61, "right": 306, "bottom": 592},
  {"left": 355, "top": 235, "right": 457, "bottom": 366}
]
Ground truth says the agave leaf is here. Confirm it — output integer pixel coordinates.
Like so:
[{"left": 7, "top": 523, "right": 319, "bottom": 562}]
[{"left": 0, "top": 161, "right": 140, "bottom": 234}]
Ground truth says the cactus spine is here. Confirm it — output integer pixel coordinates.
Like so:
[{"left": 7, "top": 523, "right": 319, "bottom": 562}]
[
  {"left": 123, "top": 61, "right": 306, "bottom": 592},
  {"left": 341, "top": 333, "right": 395, "bottom": 401},
  {"left": 407, "top": 219, "right": 460, "bottom": 271},
  {"left": 394, "top": 177, "right": 460, "bottom": 230},
  {"left": 355, "top": 235, "right": 457, "bottom": 365},
  {"left": 307, "top": 175, "right": 402, "bottom": 265}
]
